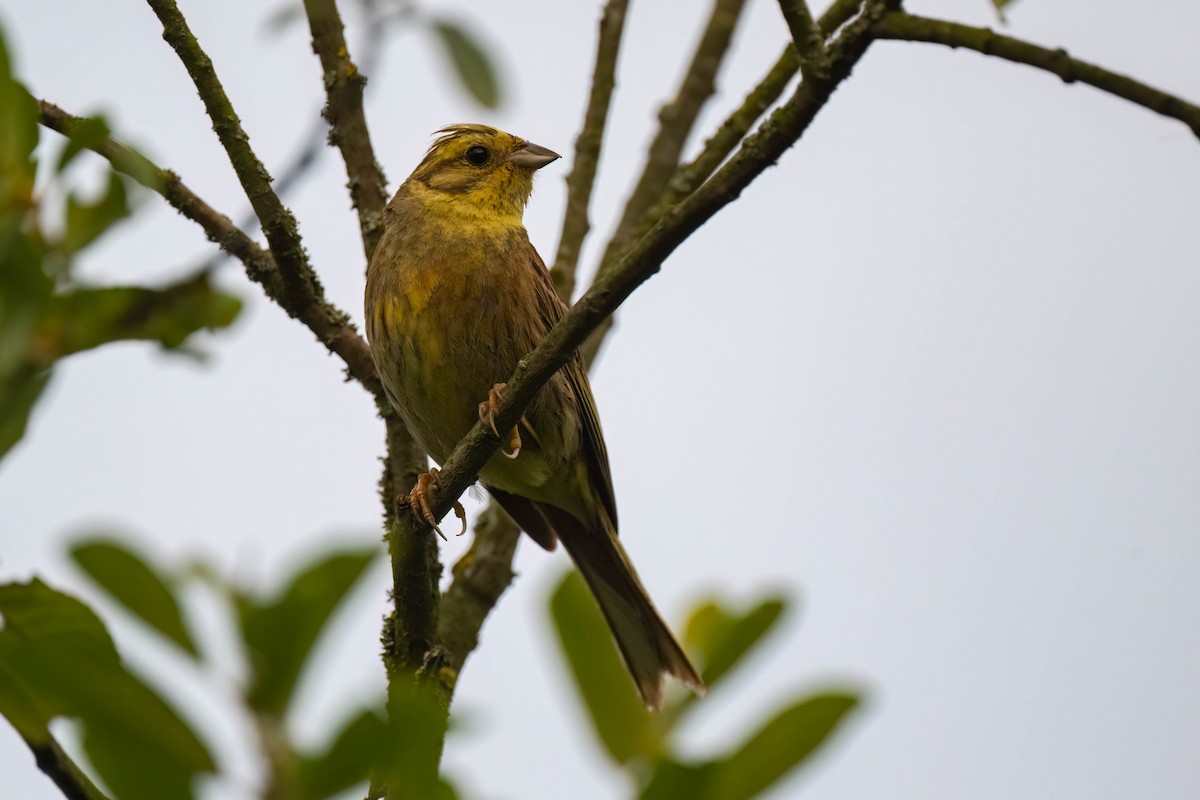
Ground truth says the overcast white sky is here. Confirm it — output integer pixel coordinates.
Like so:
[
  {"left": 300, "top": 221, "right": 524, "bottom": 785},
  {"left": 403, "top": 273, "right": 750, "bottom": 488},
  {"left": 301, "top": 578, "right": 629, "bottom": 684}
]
[{"left": 1, "top": 0, "right": 1198, "bottom": 798}]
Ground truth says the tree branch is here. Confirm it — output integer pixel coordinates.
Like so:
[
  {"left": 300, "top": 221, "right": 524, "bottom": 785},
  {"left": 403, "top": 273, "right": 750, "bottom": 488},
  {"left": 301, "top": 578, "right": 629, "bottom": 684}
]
[
  {"left": 550, "top": 0, "right": 630, "bottom": 300},
  {"left": 301, "top": 0, "right": 390, "bottom": 262},
  {"left": 435, "top": 503, "right": 521, "bottom": 681},
  {"left": 36, "top": 101, "right": 385, "bottom": 402},
  {"left": 144, "top": 0, "right": 331, "bottom": 337},
  {"left": 579, "top": 0, "right": 863, "bottom": 365},
  {"left": 778, "top": 0, "right": 829, "bottom": 77},
  {"left": 23, "top": 732, "right": 112, "bottom": 800},
  {"left": 410, "top": 2, "right": 881, "bottom": 705},
  {"left": 872, "top": 11, "right": 1200, "bottom": 139}
]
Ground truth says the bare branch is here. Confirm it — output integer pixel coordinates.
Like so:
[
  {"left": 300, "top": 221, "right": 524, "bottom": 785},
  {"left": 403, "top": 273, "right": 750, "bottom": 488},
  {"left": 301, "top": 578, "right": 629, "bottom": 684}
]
[
  {"left": 550, "top": 0, "right": 630, "bottom": 300},
  {"left": 302, "top": 0, "right": 390, "bottom": 261},
  {"left": 23, "top": 732, "right": 111, "bottom": 800},
  {"left": 778, "top": 0, "right": 829, "bottom": 77},
  {"left": 36, "top": 101, "right": 385, "bottom": 402},
  {"left": 580, "top": 0, "right": 864, "bottom": 365},
  {"left": 591, "top": 0, "right": 749, "bottom": 286},
  {"left": 144, "top": 0, "right": 329, "bottom": 332},
  {"left": 872, "top": 11, "right": 1200, "bottom": 139}
]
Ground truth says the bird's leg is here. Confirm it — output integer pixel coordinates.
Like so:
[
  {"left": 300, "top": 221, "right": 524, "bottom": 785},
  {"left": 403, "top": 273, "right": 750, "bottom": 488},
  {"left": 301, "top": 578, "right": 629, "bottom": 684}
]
[
  {"left": 478, "top": 382, "right": 521, "bottom": 459},
  {"left": 396, "top": 468, "right": 467, "bottom": 540}
]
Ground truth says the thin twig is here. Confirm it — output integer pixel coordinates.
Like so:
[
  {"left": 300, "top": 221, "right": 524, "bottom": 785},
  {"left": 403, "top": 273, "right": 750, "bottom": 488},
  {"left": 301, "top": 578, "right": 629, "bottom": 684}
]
[
  {"left": 872, "top": 11, "right": 1200, "bottom": 138},
  {"left": 778, "top": 0, "right": 829, "bottom": 77},
  {"left": 408, "top": 3, "right": 881, "bottom": 704},
  {"left": 36, "top": 101, "right": 385, "bottom": 401},
  {"left": 302, "top": 0, "right": 390, "bottom": 261},
  {"left": 591, "top": 0, "right": 749, "bottom": 285},
  {"left": 24, "top": 732, "right": 112, "bottom": 800},
  {"left": 550, "top": 0, "right": 630, "bottom": 300}
]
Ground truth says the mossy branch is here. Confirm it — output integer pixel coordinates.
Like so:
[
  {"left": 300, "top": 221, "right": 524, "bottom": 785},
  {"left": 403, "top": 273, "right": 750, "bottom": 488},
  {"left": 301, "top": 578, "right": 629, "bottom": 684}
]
[
  {"left": 301, "top": 0, "right": 390, "bottom": 261},
  {"left": 778, "top": 0, "right": 829, "bottom": 77}
]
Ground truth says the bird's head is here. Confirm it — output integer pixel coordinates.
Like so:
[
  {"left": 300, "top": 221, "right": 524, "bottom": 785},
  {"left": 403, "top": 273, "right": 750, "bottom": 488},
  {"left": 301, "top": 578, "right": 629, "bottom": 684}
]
[{"left": 405, "top": 124, "right": 560, "bottom": 224}]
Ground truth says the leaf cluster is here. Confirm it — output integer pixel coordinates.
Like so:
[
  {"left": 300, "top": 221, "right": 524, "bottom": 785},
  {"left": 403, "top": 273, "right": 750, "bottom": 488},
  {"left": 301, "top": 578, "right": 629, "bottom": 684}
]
[
  {"left": 0, "top": 25, "right": 241, "bottom": 462},
  {"left": 550, "top": 572, "right": 862, "bottom": 799}
]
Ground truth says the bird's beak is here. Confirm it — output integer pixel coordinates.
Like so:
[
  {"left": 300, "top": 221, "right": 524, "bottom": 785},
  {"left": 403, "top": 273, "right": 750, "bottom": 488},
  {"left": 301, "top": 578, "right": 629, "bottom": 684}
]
[{"left": 508, "top": 141, "right": 561, "bottom": 170}]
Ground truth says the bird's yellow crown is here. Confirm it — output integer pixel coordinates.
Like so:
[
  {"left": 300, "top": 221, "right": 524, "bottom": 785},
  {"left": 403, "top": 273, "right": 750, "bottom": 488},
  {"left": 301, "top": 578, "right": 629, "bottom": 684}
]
[{"left": 403, "top": 124, "right": 559, "bottom": 226}]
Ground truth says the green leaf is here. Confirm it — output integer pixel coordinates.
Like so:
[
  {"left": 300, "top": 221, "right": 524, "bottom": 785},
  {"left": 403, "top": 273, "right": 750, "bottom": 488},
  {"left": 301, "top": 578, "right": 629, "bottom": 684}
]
[
  {"left": 62, "top": 170, "right": 129, "bottom": 254},
  {"left": 70, "top": 536, "right": 199, "bottom": 656},
  {"left": 430, "top": 18, "right": 501, "bottom": 109},
  {"left": 684, "top": 594, "right": 787, "bottom": 688},
  {"left": 549, "top": 570, "right": 656, "bottom": 764},
  {"left": 261, "top": 2, "right": 306, "bottom": 35},
  {"left": 0, "top": 217, "right": 52, "bottom": 460},
  {"left": 0, "top": 27, "right": 39, "bottom": 197},
  {"left": 54, "top": 114, "right": 111, "bottom": 173},
  {"left": 640, "top": 759, "right": 720, "bottom": 800},
  {"left": 0, "top": 580, "right": 215, "bottom": 799},
  {"left": 709, "top": 692, "right": 861, "bottom": 800},
  {"left": 0, "top": 360, "right": 48, "bottom": 460},
  {"left": 990, "top": 0, "right": 1019, "bottom": 23},
  {"left": 38, "top": 270, "right": 242, "bottom": 359},
  {"left": 297, "top": 708, "right": 388, "bottom": 800},
  {"left": 238, "top": 546, "right": 379, "bottom": 716}
]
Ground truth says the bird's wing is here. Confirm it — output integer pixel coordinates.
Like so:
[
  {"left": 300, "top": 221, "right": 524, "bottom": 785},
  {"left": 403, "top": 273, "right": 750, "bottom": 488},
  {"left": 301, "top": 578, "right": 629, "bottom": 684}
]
[{"left": 524, "top": 243, "right": 619, "bottom": 532}]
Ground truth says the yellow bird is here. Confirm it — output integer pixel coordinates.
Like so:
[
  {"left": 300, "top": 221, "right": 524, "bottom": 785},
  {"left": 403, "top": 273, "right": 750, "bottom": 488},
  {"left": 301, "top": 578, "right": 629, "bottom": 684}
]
[{"left": 365, "top": 124, "right": 703, "bottom": 708}]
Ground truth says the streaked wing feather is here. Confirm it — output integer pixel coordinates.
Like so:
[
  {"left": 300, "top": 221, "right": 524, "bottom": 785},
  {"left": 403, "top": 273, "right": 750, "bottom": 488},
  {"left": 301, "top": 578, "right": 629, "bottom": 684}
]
[{"left": 523, "top": 244, "right": 619, "bottom": 532}]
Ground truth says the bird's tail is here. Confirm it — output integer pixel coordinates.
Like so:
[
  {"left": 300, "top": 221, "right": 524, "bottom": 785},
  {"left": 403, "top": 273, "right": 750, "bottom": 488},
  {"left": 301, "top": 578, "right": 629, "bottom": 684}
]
[{"left": 542, "top": 505, "right": 705, "bottom": 709}]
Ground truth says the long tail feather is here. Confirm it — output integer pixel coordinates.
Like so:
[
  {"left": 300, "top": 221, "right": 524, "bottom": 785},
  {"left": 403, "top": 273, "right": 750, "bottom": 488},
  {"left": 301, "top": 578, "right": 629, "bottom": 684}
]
[{"left": 541, "top": 505, "right": 705, "bottom": 709}]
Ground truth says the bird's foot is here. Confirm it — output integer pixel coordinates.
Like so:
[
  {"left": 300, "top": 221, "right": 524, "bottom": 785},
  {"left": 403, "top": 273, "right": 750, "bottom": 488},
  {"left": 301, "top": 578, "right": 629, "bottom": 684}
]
[
  {"left": 396, "top": 468, "right": 467, "bottom": 540},
  {"left": 478, "top": 382, "right": 521, "bottom": 459}
]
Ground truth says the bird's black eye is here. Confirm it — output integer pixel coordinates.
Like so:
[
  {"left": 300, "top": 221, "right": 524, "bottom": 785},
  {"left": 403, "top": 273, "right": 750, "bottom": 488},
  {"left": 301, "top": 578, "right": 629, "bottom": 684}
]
[{"left": 465, "top": 145, "right": 490, "bottom": 166}]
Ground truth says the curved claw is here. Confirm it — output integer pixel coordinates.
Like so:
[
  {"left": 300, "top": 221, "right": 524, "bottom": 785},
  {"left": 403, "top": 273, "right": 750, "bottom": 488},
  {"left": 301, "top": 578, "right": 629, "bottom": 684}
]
[
  {"left": 478, "top": 382, "right": 522, "bottom": 459},
  {"left": 396, "top": 468, "right": 467, "bottom": 540}
]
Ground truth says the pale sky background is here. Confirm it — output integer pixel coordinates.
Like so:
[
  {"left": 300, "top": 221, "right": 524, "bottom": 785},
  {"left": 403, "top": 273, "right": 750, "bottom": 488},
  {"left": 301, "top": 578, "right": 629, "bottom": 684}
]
[{"left": 1, "top": 0, "right": 1198, "bottom": 798}]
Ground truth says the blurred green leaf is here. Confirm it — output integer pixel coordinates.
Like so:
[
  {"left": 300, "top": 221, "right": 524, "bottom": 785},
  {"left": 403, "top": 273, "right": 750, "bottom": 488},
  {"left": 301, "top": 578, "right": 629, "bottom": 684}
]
[
  {"left": 430, "top": 18, "right": 501, "bottom": 109},
  {"left": 261, "top": 1, "right": 306, "bottom": 35},
  {"left": 238, "top": 546, "right": 379, "bottom": 716},
  {"left": 640, "top": 759, "right": 719, "bottom": 800},
  {"left": 54, "top": 114, "right": 111, "bottom": 173},
  {"left": 549, "top": 570, "right": 655, "bottom": 764},
  {"left": 37, "top": 270, "right": 242, "bottom": 358},
  {"left": 70, "top": 536, "right": 199, "bottom": 656},
  {"left": 991, "top": 0, "right": 1019, "bottom": 22},
  {"left": 297, "top": 708, "right": 388, "bottom": 800},
  {"left": 0, "top": 580, "right": 214, "bottom": 799},
  {"left": 375, "top": 680, "right": 457, "bottom": 800},
  {"left": 0, "top": 368, "right": 48, "bottom": 461},
  {"left": 0, "top": 216, "right": 52, "bottom": 460},
  {"left": 63, "top": 170, "right": 129, "bottom": 254},
  {"left": 684, "top": 594, "right": 787, "bottom": 688},
  {"left": 0, "top": 27, "right": 38, "bottom": 200},
  {"left": 710, "top": 692, "right": 860, "bottom": 800}
]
